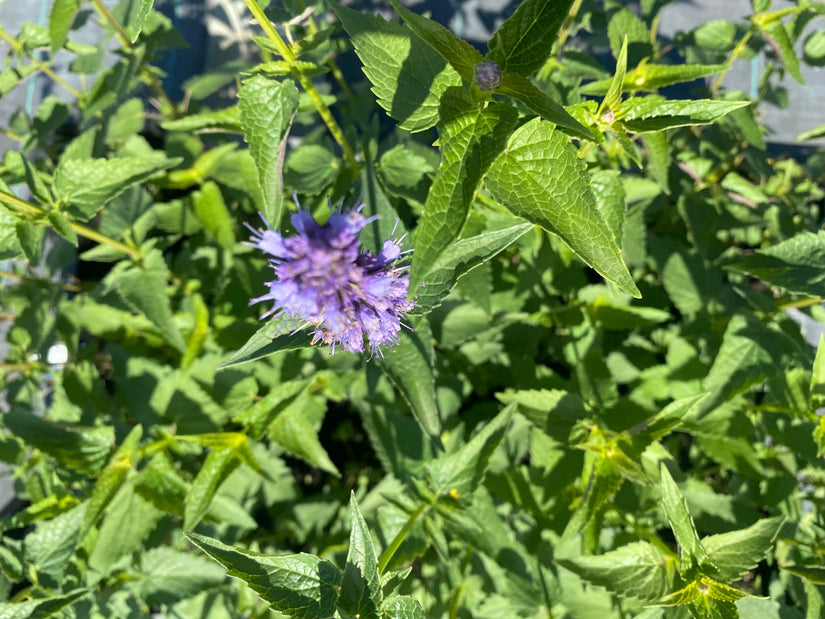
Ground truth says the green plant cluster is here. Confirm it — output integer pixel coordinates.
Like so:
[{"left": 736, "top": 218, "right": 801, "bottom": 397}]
[{"left": 1, "top": 0, "right": 825, "bottom": 617}]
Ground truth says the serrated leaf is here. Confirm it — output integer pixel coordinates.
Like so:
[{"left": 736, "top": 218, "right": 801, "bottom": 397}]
[
  {"left": 639, "top": 394, "right": 707, "bottom": 442},
  {"left": 83, "top": 425, "right": 142, "bottom": 533},
  {"left": 659, "top": 464, "right": 709, "bottom": 575},
  {"left": 580, "top": 64, "right": 728, "bottom": 95},
  {"left": 379, "top": 145, "right": 434, "bottom": 188},
  {"left": 383, "top": 595, "right": 425, "bottom": 619},
  {"left": 183, "top": 448, "right": 240, "bottom": 530},
  {"left": 425, "top": 403, "right": 513, "bottom": 499},
  {"left": 725, "top": 230, "right": 825, "bottom": 296},
  {"left": 497, "top": 72, "right": 593, "bottom": 140},
  {"left": 49, "top": 0, "right": 79, "bottom": 53},
  {"left": 339, "top": 494, "right": 382, "bottom": 619},
  {"left": 484, "top": 117, "right": 639, "bottom": 297},
  {"left": 238, "top": 76, "right": 299, "bottom": 226},
  {"left": 557, "top": 541, "right": 672, "bottom": 602},
  {"left": 617, "top": 96, "right": 751, "bottom": 132},
  {"left": 487, "top": 0, "right": 573, "bottom": 76},
  {"left": 377, "top": 316, "right": 441, "bottom": 440},
  {"left": 601, "top": 36, "right": 628, "bottom": 115},
  {"left": 128, "top": 0, "right": 155, "bottom": 42},
  {"left": 413, "top": 222, "right": 532, "bottom": 313},
  {"left": 386, "top": 0, "right": 482, "bottom": 81},
  {"left": 284, "top": 143, "right": 336, "bottom": 194},
  {"left": 218, "top": 316, "right": 311, "bottom": 369},
  {"left": 134, "top": 453, "right": 188, "bottom": 516},
  {"left": 329, "top": 2, "right": 461, "bottom": 132},
  {"left": 105, "top": 248, "right": 186, "bottom": 352},
  {"left": 564, "top": 456, "right": 623, "bottom": 536},
  {"left": 410, "top": 91, "right": 517, "bottom": 289},
  {"left": 186, "top": 532, "right": 342, "bottom": 619},
  {"left": 702, "top": 517, "right": 784, "bottom": 582},
  {"left": 590, "top": 169, "right": 626, "bottom": 244},
  {"left": 497, "top": 388, "right": 587, "bottom": 442},
  {"left": 54, "top": 156, "right": 179, "bottom": 221}
]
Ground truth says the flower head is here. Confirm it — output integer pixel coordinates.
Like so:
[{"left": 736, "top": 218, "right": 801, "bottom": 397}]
[{"left": 247, "top": 202, "right": 414, "bottom": 356}]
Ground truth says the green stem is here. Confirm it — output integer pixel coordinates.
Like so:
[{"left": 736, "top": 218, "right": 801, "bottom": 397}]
[
  {"left": 779, "top": 296, "right": 824, "bottom": 310},
  {"left": 90, "top": 0, "right": 177, "bottom": 115},
  {"left": 711, "top": 30, "right": 754, "bottom": 94},
  {"left": 242, "top": 0, "right": 358, "bottom": 168},
  {"left": 0, "top": 190, "right": 143, "bottom": 260},
  {"left": 556, "top": 0, "right": 585, "bottom": 57},
  {"left": 0, "top": 269, "right": 82, "bottom": 292},
  {"left": 377, "top": 499, "right": 431, "bottom": 574},
  {"left": 0, "top": 25, "right": 84, "bottom": 100}
]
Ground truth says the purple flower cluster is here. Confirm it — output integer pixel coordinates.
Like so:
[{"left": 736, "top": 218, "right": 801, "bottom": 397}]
[{"left": 247, "top": 204, "right": 414, "bottom": 356}]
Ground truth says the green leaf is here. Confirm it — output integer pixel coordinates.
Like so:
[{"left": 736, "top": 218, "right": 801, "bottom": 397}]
[
  {"left": 386, "top": 0, "right": 482, "bottom": 81},
  {"left": 497, "top": 388, "right": 587, "bottom": 442},
  {"left": 410, "top": 90, "right": 518, "bottom": 289},
  {"left": 339, "top": 494, "right": 382, "bottom": 619},
  {"left": 659, "top": 464, "right": 709, "bottom": 575},
  {"left": 133, "top": 453, "right": 189, "bottom": 516},
  {"left": 54, "top": 156, "right": 179, "bottom": 221},
  {"left": 704, "top": 517, "right": 785, "bottom": 581},
  {"left": 284, "top": 143, "right": 336, "bottom": 194},
  {"left": 702, "top": 314, "right": 799, "bottom": 415},
  {"left": 413, "top": 222, "right": 533, "bottom": 313},
  {"left": 601, "top": 36, "right": 628, "bottom": 115},
  {"left": 83, "top": 425, "right": 142, "bottom": 533},
  {"left": 269, "top": 399, "right": 340, "bottom": 476},
  {"left": 234, "top": 378, "right": 313, "bottom": 440},
  {"left": 383, "top": 595, "right": 425, "bottom": 619},
  {"left": 330, "top": 2, "right": 461, "bottom": 132},
  {"left": 590, "top": 170, "right": 626, "bottom": 244},
  {"left": 725, "top": 230, "right": 825, "bottom": 296},
  {"left": 47, "top": 210, "right": 78, "bottom": 246},
  {"left": 564, "top": 456, "right": 623, "bottom": 536},
  {"left": 137, "top": 547, "right": 226, "bottom": 606},
  {"left": 425, "top": 403, "right": 514, "bottom": 500},
  {"left": 497, "top": 72, "right": 593, "bottom": 140},
  {"left": 238, "top": 75, "right": 299, "bottom": 226},
  {"left": 804, "top": 30, "right": 825, "bottom": 66},
  {"left": 607, "top": 7, "right": 651, "bottom": 65},
  {"left": 4, "top": 411, "right": 113, "bottom": 475},
  {"left": 186, "top": 532, "right": 342, "bottom": 619},
  {"left": 128, "top": 0, "right": 155, "bottom": 42},
  {"left": 377, "top": 316, "right": 441, "bottom": 440},
  {"left": 797, "top": 123, "right": 825, "bottom": 142},
  {"left": 810, "top": 335, "right": 825, "bottom": 411},
  {"left": 218, "top": 317, "right": 311, "bottom": 369},
  {"left": 487, "top": 0, "right": 573, "bottom": 76},
  {"left": 0, "top": 590, "right": 87, "bottom": 619},
  {"left": 191, "top": 181, "right": 236, "bottom": 249},
  {"left": 379, "top": 145, "right": 434, "bottom": 188},
  {"left": 617, "top": 96, "right": 751, "bottom": 132},
  {"left": 782, "top": 564, "right": 825, "bottom": 584},
  {"left": 23, "top": 503, "right": 85, "bottom": 588},
  {"left": 484, "top": 118, "right": 639, "bottom": 297},
  {"left": 49, "top": 0, "right": 79, "bottom": 53},
  {"left": 183, "top": 449, "right": 240, "bottom": 530},
  {"left": 160, "top": 106, "right": 242, "bottom": 132},
  {"left": 557, "top": 541, "right": 672, "bottom": 603},
  {"left": 15, "top": 221, "right": 45, "bottom": 265},
  {"left": 762, "top": 20, "right": 804, "bottom": 84},
  {"left": 580, "top": 64, "right": 728, "bottom": 95},
  {"left": 105, "top": 248, "right": 186, "bottom": 352}
]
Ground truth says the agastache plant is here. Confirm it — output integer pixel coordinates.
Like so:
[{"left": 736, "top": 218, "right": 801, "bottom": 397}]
[{"left": 247, "top": 199, "right": 414, "bottom": 356}]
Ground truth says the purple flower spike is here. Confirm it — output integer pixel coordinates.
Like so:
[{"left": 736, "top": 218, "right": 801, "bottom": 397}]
[
  {"left": 473, "top": 60, "right": 502, "bottom": 91},
  {"left": 247, "top": 203, "right": 414, "bottom": 356}
]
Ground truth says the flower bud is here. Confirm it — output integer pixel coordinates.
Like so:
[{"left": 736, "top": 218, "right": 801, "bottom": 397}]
[{"left": 473, "top": 61, "right": 502, "bottom": 91}]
